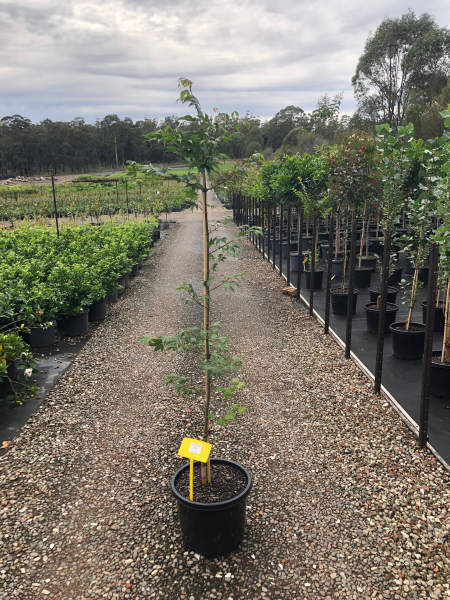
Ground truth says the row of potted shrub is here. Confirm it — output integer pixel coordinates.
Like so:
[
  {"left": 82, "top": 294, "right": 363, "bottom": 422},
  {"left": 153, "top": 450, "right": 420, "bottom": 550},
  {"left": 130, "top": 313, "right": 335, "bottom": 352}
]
[{"left": 0, "top": 220, "right": 158, "bottom": 349}]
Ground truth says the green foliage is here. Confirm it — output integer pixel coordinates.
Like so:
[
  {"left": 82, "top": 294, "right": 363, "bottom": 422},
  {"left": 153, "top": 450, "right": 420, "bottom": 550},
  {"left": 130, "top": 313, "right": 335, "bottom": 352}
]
[
  {"left": 0, "top": 221, "right": 156, "bottom": 322},
  {"left": 352, "top": 10, "right": 450, "bottom": 129}
]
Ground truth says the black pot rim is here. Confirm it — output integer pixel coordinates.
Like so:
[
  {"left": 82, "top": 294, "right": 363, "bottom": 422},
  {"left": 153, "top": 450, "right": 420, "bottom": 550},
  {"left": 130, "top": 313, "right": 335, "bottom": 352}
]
[
  {"left": 389, "top": 321, "right": 425, "bottom": 334},
  {"left": 305, "top": 269, "right": 325, "bottom": 274},
  {"left": 331, "top": 288, "right": 359, "bottom": 296},
  {"left": 171, "top": 458, "right": 252, "bottom": 511},
  {"left": 63, "top": 309, "right": 90, "bottom": 319},
  {"left": 332, "top": 259, "right": 344, "bottom": 264},
  {"left": 421, "top": 301, "right": 445, "bottom": 308},
  {"left": 364, "top": 302, "right": 398, "bottom": 313},
  {"left": 356, "top": 253, "right": 378, "bottom": 259},
  {"left": 355, "top": 266, "right": 373, "bottom": 272},
  {"left": 368, "top": 286, "right": 399, "bottom": 294},
  {"left": 91, "top": 297, "right": 107, "bottom": 305},
  {"left": 431, "top": 350, "right": 450, "bottom": 369}
]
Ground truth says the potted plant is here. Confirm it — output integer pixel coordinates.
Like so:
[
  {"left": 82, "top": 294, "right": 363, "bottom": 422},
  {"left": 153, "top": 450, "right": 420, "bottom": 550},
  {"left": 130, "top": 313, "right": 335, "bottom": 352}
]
[
  {"left": 0, "top": 332, "right": 38, "bottom": 404},
  {"left": 389, "top": 137, "right": 436, "bottom": 359},
  {"left": 371, "top": 122, "right": 416, "bottom": 343},
  {"left": 430, "top": 110, "right": 450, "bottom": 396},
  {"left": 136, "top": 80, "right": 261, "bottom": 555}
]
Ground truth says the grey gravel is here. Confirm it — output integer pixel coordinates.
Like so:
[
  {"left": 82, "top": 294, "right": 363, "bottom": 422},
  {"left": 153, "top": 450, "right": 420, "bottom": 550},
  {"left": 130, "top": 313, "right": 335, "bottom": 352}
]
[{"left": 0, "top": 193, "right": 450, "bottom": 600}]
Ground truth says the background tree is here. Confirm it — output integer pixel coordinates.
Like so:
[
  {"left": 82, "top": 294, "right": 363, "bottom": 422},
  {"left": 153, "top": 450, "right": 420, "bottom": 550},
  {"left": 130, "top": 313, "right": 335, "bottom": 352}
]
[{"left": 352, "top": 10, "right": 450, "bottom": 129}]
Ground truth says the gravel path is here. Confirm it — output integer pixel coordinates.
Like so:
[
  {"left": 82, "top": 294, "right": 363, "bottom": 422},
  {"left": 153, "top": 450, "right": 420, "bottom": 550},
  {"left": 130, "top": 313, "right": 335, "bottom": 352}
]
[{"left": 1, "top": 194, "right": 450, "bottom": 600}]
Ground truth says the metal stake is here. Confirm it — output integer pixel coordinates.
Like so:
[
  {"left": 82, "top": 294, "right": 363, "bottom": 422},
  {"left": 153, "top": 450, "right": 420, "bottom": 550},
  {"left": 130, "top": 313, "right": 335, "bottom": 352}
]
[
  {"left": 297, "top": 208, "right": 304, "bottom": 300},
  {"left": 279, "top": 204, "right": 283, "bottom": 275},
  {"left": 324, "top": 213, "right": 335, "bottom": 334},
  {"left": 419, "top": 243, "right": 439, "bottom": 448},
  {"left": 374, "top": 230, "right": 392, "bottom": 393},
  {"left": 309, "top": 213, "right": 317, "bottom": 316},
  {"left": 287, "top": 205, "right": 291, "bottom": 286},
  {"left": 50, "top": 171, "right": 60, "bottom": 238},
  {"left": 345, "top": 217, "right": 357, "bottom": 358}
]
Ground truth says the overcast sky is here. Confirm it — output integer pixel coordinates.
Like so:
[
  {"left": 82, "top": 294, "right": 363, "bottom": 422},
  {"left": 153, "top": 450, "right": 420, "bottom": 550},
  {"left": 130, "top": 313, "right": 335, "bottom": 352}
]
[{"left": 1, "top": 0, "right": 450, "bottom": 124}]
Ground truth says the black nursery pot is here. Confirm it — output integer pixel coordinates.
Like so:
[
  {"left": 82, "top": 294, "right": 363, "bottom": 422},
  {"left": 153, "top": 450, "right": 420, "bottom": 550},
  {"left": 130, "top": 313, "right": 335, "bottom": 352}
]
[
  {"left": 356, "top": 254, "right": 378, "bottom": 272},
  {"left": 422, "top": 301, "right": 445, "bottom": 333},
  {"left": 305, "top": 269, "right": 324, "bottom": 290},
  {"left": 28, "top": 324, "right": 56, "bottom": 348},
  {"left": 289, "top": 252, "right": 304, "bottom": 273},
  {"left": 130, "top": 264, "right": 139, "bottom": 277},
  {"left": 430, "top": 351, "right": 450, "bottom": 398},
  {"left": 387, "top": 265, "right": 403, "bottom": 285},
  {"left": 171, "top": 459, "right": 252, "bottom": 557},
  {"left": 331, "top": 288, "right": 359, "bottom": 315},
  {"left": 117, "top": 277, "right": 126, "bottom": 295},
  {"left": 364, "top": 303, "right": 398, "bottom": 334},
  {"left": 107, "top": 292, "right": 119, "bottom": 304},
  {"left": 63, "top": 311, "right": 89, "bottom": 337},
  {"left": 389, "top": 322, "right": 425, "bottom": 360},
  {"left": 418, "top": 267, "right": 429, "bottom": 286},
  {"left": 369, "top": 286, "right": 399, "bottom": 305},
  {"left": 89, "top": 298, "right": 107, "bottom": 321},
  {"left": 354, "top": 267, "right": 372, "bottom": 288}
]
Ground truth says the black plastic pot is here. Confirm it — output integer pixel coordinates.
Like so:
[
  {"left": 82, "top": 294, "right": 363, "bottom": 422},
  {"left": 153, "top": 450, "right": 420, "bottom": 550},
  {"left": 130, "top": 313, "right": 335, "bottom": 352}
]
[
  {"left": 107, "top": 292, "right": 118, "bottom": 304},
  {"left": 422, "top": 301, "right": 445, "bottom": 333},
  {"left": 387, "top": 265, "right": 403, "bottom": 285},
  {"left": 28, "top": 324, "right": 56, "bottom": 348},
  {"left": 430, "top": 351, "right": 450, "bottom": 398},
  {"left": 289, "top": 252, "right": 304, "bottom": 273},
  {"left": 418, "top": 267, "right": 429, "bottom": 286},
  {"left": 171, "top": 458, "right": 252, "bottom": 556},
  {"left": 117, "top": 277, "right": 126, "bottom": 295},
  {"left": 138, "top": 259, "right": 144, "bottom": 269},
  {"left": 364, "top": 303, "right": 398, "bottom": 334},
  {"left": 389, "top": 322, "right": 425, "bottom": 359},
  {"left": 269, "top": 239, "right": 280, "bottom": 254},
  {"left": 302, "top": 236, "right": 312, "bottom": 251},
  {"left": 354, "top": 267, "right": 372, "bottom": 288},
  {"left": 369, "top": 286, "right": 399, "bottom": 304},
  {"left": 5, "top": 362, "right": 18, "bottom": 380},
  {"left": 405, "top": 256, "right": 414, "bottom": 275},
  {"left": 368, "top": 238, "right": 383, "bottom": 255},
  {"left": 63, "top": 311, "right": 89, "bottom": 337},
  {"left": 321, "top": 244, "right": 329, "bottom": 262},
  {"left": 124, "top": 274, "right": 130, "bottom": 289},
  {"left": 331, "top": 259, "right": 344, "bottom": 277},
  {"left": 305, "top": 269, "right": 324, "bottom": 290},
  {"left": 331, "top": 288, "right": 359, "bottom": 315},
  {"left": 281, "top": 241, "right": 297, "bottom": 258},
  {"left": 356, "top": 253, "right": 378, "bottom": 272},
  {"left": 131, "top": 264, "right": 139, "bottom": 277},
  {"left": 89, "top": 298, "right": 107, "bottom": 321}
]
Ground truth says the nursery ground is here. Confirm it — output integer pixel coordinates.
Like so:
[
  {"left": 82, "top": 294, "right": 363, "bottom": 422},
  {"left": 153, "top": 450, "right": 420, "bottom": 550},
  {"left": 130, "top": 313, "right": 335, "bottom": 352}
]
[{"left": 0, "top": 194, "right": 449, "bottom": 600}]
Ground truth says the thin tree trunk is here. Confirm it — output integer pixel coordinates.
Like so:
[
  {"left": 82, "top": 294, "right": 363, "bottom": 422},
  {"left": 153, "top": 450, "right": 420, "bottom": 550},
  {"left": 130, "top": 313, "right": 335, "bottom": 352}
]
[
  {"left": 359, "top": 202, "right": 366, "bottom": 268},
  {"left": 405, "top": 246, "right": 422, "bottom": 331},
  {"left": 201, "top": 171, "right": 211, "bottom": 484}
]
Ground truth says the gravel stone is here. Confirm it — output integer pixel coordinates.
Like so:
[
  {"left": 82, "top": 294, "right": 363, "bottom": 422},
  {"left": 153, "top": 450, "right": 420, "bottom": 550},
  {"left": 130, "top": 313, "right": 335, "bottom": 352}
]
[{"left": 0, "top": 194, "right": 449, "bottom": 600}]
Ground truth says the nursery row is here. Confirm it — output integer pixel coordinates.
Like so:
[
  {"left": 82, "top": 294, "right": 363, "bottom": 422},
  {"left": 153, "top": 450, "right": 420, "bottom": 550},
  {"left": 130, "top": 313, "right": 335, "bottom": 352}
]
[
  {"left": 234, "top": 192, "right": 450, "bottom": 465},
  {"left": 0, "top": 176, "right": 188, "bottom": 225},
  {"left": 0, "top": 220, "right": 158, "bottom": 387}
]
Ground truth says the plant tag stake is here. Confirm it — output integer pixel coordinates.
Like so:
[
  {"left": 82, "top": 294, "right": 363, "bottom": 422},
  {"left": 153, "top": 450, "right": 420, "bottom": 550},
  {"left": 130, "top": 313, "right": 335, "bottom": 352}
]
[{"left": 178, "top": 438, "right": 212, "bottom": 501}]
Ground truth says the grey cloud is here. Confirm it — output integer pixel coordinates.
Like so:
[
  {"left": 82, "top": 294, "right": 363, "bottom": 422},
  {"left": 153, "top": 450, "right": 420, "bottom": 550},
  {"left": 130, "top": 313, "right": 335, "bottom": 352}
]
[{"left": 1, "top": 0, "right": 449, "bottom": 122}]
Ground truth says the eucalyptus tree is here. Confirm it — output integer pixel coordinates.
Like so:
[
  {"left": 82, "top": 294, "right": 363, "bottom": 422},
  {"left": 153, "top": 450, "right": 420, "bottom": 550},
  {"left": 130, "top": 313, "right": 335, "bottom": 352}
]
[
  {"left": 353, "top": 10, "right": 450, "bottom": 128},
  {"left": 136, "top": 79, "right": 262, "bottom": 484}
]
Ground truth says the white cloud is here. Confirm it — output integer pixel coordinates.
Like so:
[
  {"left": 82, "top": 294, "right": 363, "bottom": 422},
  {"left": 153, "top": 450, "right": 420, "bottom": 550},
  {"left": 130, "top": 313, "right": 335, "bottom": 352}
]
[{"left": 1, "top": 0, "right": 449, "bottom": 122}]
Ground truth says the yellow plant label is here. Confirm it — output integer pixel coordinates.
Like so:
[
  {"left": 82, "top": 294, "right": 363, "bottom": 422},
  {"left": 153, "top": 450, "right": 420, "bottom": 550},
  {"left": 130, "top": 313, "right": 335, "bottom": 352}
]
[{"left": 178, "top": 437, "right": 211, "bottom": 463}]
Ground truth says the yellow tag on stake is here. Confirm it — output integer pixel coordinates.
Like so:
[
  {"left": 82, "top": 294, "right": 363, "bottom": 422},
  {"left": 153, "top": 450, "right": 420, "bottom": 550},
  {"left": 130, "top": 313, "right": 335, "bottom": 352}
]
[
  {"left": 178, "top": 437, "right": 211, "bottom": 463},
  {"left": 178, "top": 438, "right": 212, "bottom": 501}
]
